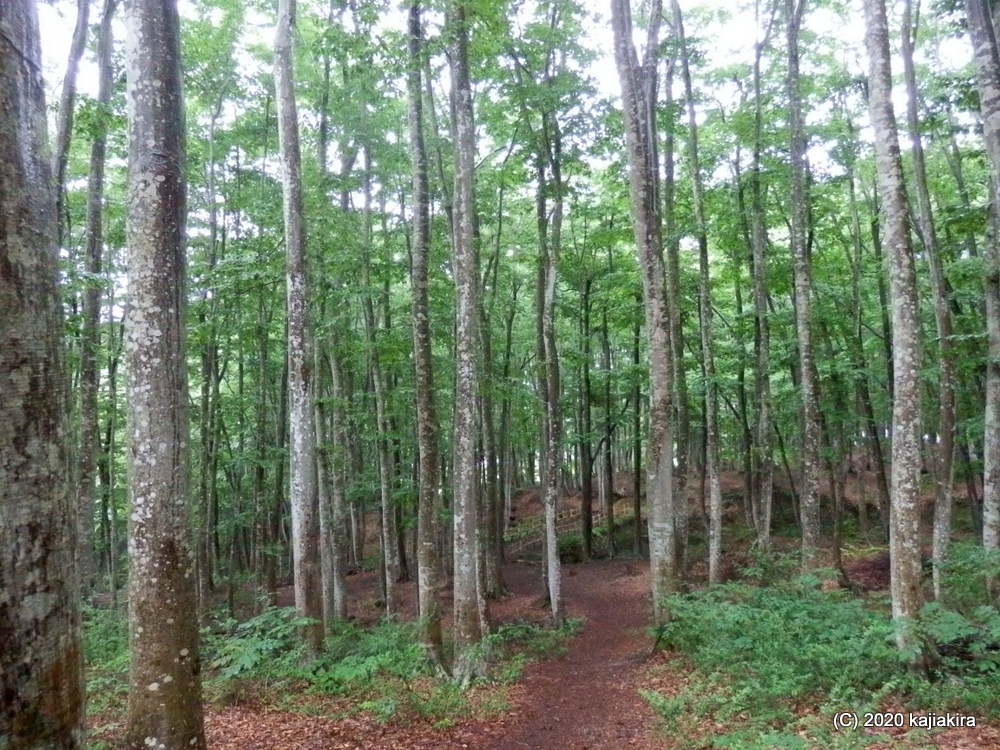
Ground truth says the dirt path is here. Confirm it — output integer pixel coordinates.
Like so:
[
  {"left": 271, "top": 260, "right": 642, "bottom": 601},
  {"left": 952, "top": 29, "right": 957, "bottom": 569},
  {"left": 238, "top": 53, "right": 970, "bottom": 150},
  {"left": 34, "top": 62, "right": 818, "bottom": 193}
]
[
  {"left": 484, "top": 559, "right": 664, "bottom": 750},
  {"left": 195, "top": 559, "right": 666, "bottom": 749}
]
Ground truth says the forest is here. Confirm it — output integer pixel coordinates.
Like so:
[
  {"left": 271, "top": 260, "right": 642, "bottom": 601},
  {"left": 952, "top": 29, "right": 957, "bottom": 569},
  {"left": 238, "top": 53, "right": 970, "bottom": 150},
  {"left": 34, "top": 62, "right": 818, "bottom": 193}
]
[{"left": 3, "top": 0, "right": 1000, "bottom": 746}]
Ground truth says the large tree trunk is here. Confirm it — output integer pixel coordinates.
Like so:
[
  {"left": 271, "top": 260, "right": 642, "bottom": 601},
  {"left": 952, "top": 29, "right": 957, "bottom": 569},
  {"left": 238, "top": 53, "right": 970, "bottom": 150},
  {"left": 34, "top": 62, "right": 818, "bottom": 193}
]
[
  {"left": 966, "top": 0, "right": 1000, "bottom": 596},
  {"left": 863, "top": 0, "right": 926, "bottom": 665},
  {"left": 408, "top": 0, "right": 444, "bottom": 664},
  {"left": 0, "top": 1, "right": 84, "bottom": 744},
  {"left": 901, "top": 0, "right": 957, "bottom": 601},
  {"left": 786, "top": 0, "right": 822, "bottom": 571},
  {"left": 123, "top": 0, "right": 205, "bottom": 743},
  {"left": 275, "top": 0, "right": 323, "bottom": 656},
  {"left": 450, "top": 0, "right": 486, "bottom": 684},
  {"left": 611, "top": 0, "right": 678, "bottom": 623}
]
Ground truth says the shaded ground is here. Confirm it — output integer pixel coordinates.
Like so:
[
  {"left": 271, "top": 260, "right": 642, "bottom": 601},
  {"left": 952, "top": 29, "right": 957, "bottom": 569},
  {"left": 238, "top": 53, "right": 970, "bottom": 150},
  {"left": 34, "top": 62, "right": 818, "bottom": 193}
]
[
  {"left": 91, "top": 471, "right": 1000, "bottom": 747},
  {"left": 196, "top": 556, "right": 1000, "bottom": 749},
  {"left": 199, "top": 559, "right": 664, "bottom": 750},
  {"left": 483, "top": 560, "right": 662, "bottom": 750}
]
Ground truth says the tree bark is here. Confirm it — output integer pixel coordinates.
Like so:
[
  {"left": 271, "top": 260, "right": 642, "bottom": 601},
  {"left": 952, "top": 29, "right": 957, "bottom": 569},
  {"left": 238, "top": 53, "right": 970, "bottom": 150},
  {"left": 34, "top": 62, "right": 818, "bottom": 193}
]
[
  {"left": 275, "top": 0, "right": 323, "bottom": 656},
  {"left": 449, "top": 0, "right": 486, "bottom": 683},
  {"left": 671, "top": 0, "right": 721, "bottom": 584},
  {"left": 901, "top": 0, "right": 957, "bottom": 601},
  {"left": 786, "top": 0, "right": 822, "bottom": 571},
  {"left": 408, "top": 0, "right": 444, "bottom": 664},
  {"left": 863, "top": 0, "right": 926, "bottom": 664},
  {"left": 611, "top": 0, "right": 678, "bottom": 622},
  {"left": 78, "top": 0, "right": 119, "bottom": 596},
  {"left": 965, "top": 0, "right": 1000, "bottom": 595},
  {"left": 123, "top": 0, "right": 205, "bottom": 743},
  {"left": 0, "top": 1, "right": 84, "bottom": 744}
]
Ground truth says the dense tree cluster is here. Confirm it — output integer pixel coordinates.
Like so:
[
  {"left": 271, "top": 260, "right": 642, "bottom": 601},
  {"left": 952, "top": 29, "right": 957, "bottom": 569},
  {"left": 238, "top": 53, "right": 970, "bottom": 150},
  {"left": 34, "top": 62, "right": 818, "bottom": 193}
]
[{"left": 6, "top": 0, "right": 1000, "bottom": 741}]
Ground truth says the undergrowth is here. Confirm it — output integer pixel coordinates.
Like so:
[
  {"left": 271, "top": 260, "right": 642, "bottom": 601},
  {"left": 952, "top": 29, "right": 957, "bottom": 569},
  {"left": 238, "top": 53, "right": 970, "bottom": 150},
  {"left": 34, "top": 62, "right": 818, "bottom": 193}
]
[
  {"left": 643, "top": 550, "right": 1000, "bottom": 748},
  {"left": 204, "top": 607, "right": 581, "bottom": 723},
  {"left": 83, "top": 597, "right": 580, "bottom": 729}
]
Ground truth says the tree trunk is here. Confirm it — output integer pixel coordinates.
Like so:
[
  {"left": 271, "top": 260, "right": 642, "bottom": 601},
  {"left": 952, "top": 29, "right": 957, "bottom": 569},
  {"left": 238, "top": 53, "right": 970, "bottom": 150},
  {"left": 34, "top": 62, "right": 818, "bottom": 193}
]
[
  {"left": 52, "top": 0, "right": 90, "bottom": 250},
  {"left": 360, "top": 145, "right": 400, "bottom": 615},
  {"left": 863, "top": 0, "right": 926, "bottom": 665},
  {"left": 580, "top": 277, "right": 594, "bottom": 560},
  {"left": 123, "top": 0, "right": 205, "bottom": 742},
  {"left": 901, "top": 0, "right": 957, "bottom": 601},
  {"left": 750, "top": 0, "right": 776, "bottom": 550},
  {"left": 408, "top": 0, "right": 444, "bottom": 664},
  {"left": 275, "top": 0, "right": 323, "bottom": 657},
  {"left": 786, "top": 0, "right": 822, "bottom": 571},
  {"left": 965, "top": 0, "right": 1000, "bottom": 596},
  {"left": 611, "top": 0, "right": 678, "bottom": 622},
  {"left": 449, "top": 0, "right": 486, "bottom": 684},
  {"left": 661, "top": 44, "right": 691, "bottom": 575},
  {"left": 78, "top": 0, "right": 119, "bottom": 597},
  {"left": 0, "top": 1, "right": 84, "bottom": 744},
  {"left": 539, "top": 113, "right": 565, "bottom": 624},
  {"left": 672, "top": 0, "right": 721, "bottom": 584}
]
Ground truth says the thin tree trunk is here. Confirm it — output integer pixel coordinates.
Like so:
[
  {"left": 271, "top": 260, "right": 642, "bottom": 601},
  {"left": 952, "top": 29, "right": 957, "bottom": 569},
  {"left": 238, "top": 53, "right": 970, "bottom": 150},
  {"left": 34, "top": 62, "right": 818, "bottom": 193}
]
[
  {"left": 408, "top": 0, "right": 444, "bottom": 664},
  {"left": 580, "top": 277, "right": 594, "bottom": 560},
  {"left": 540, "top": 111, "right": 565, "bottom": 624},
  {"left": 787, "top": 0, "right": 822, "bottom": 571},
  {"left": 750, "top": 0, "right": 777, "bottom": 550},
  {"left": 275, "top": 0, "right": 323, "bottom": 656},
  {"left": 672, "top": 0, "right": 721, "bottom": 584},
  {"left": 661, "top": 46, "right": 691, "bottom": 575},
  {"left": 360, "top": 145, "right": 400, "bottom": 615},
  {"left": 78, "top": 0, "right": 119, "bottom": 596},
  {"left": 52, "top": 0, "right": 90, "bottom": 250}
]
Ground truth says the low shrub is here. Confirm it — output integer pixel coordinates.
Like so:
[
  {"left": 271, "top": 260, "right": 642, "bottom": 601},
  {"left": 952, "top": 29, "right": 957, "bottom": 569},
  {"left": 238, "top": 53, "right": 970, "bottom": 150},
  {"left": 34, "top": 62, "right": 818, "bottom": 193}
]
[{"left": 645, "top": 575, "right": 1000, "bottom": 746}]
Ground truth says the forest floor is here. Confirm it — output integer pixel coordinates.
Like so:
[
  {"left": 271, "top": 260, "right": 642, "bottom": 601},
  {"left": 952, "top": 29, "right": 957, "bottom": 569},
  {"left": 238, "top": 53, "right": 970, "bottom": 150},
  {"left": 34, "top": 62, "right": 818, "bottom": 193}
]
[
  {"left": 89, "top": 472, "right": 1000, "bottom": 748},
  {"left": 201, "top": 558, "right": 668, "bottom": 749},
  {"left": 192, "top": 555, "right": 998, "bottom": 749}
]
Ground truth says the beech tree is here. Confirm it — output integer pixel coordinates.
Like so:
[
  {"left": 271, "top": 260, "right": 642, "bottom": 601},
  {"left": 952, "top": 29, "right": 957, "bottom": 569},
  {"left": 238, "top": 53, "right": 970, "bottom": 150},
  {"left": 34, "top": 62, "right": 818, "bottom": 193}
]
[
  {"left": 966, "top": 0, "right": 1000, "bottom": 595},
  {"left": 786, "top": 0, "right": 821, "bottom": 571},
  {"left": 862, "top": 0, "right": 925, "bottom": 663},
  {"left": 611, "top": 0, "right": 679, "bottom": 622},
  {"left": 670, "top": 0, "right": 721, "bottom": 584},
  {"left": 0, "top": 0, "right": 84, "bottom": 744},
  {"left": 900, "top": 0, "right": 956, "bottom": 600},
  {"left": 275, "top": 0, "right": 324, "bottom": 653},
  {"left": 78, "top": 0, "right": 119, "bottom": 598},
  {"left": 123, "top": 0, "right": 205, "bottom": 744},
  {"left": 408, "top": 0, "right": 444, "bottom": 662},
  {"left": 450, "top": 0, "right": 487, "bottom": 683}
]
